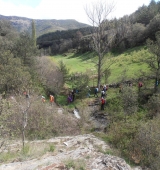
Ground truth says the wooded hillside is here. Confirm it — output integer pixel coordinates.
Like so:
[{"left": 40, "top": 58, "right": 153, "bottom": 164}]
[{"left": 37, "top": 0, "right": 160, "bottom": 55}]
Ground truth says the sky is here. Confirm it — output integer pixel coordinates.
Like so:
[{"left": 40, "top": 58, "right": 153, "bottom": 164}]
[{"left": 0, "top": 0, "right": 157, "bottom": 24}]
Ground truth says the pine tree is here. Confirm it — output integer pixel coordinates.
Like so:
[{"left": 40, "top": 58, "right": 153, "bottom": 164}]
[{"left": 32, "top": 19, "right": 36, "bottom": 47}]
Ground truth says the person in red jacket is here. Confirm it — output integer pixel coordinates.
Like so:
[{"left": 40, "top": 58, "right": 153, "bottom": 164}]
[
  {"left": 101, "top": 97, "right": 105, "bottom": 110},
  {"left": 138, "top": 81, "right": 143, "bottom": 92}
]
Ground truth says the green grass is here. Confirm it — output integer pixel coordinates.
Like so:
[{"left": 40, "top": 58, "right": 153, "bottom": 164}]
[
  {"left": 50, "top": 52, "right": 96, "bottom": 73},
  {"left": 64, "top": 158, "right": 86, "bottom": 170},
  {"left": 0, "top": 142, "right": 57, "bottom": 164},
  {"left": 50, "top": 46, "right": 151, "bottom": 84},
  {"left": 108, "top": 46, "right": 150, "bottom": 83}
]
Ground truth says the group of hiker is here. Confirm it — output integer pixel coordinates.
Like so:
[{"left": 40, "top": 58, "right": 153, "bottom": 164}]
[
  {"left": 86, "top": 84, "right": 108, "bottom": 110},
  {"left": 96, "top": 81, "right": 148, "bottom": 110},
  {"left": 93, "top": 84, "right": 108, "bottom": 110},
  {"left": 66, "top": 85, "right": 108, "bottom": 110},
  {"left": 39, "top": 80, "right": 155, "bottom": 109},
  {"left": 41, "top": 94, "right": 54, "bottom": 105}
]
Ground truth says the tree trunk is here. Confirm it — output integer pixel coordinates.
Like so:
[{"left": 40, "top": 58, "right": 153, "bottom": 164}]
[
  {"left": 97, "top": 55, "right": 101, "bottom": 89},
  {"left": 22, "top": 128, "right": 25, "bottom": 153},
  {"left": 154, "top": 64, "right": 160, "bottom": 93}
]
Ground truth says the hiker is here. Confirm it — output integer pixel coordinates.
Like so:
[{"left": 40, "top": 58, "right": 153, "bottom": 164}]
[
  {"left": 86, "top": 86, "right": 91, "bottom": 98},
  {"left": 103, "top": 84, "right": 106, "bottom": 92},
  {"left": 67, "top": 94, "right": 72, "bottom": 104},
  {"left": 138, "top": 81, "right": 143, "bottom": 92},
  {"left": 41, "top": 96, "right": 45, "bottom": 103},
  {"left": 70, "top": 92, "right": 73, "bottom": 102},
  {"left": 23, "top": 91, "right": 29, "bottom": 98},
  {"left": 71, "top": 90, "right": 75, "bottom": 102},
  {"left": 101, "top": 97, "right": 105, "bottom": 110},
  {"left": 75, "top": 89, "right": 79, "bottom": 94},
  {"left": 101, "top": 90, "right": 105, "bottom": 98},
  {"left": 50, "top": 95, "right": 54, "bottom": 105},
  {"left": 119, "top": 84, "right": 123, "bottom": 93},
  {"left": 106, "top": 85, "right": 109, "bottom": 91},
  {"left": 103, "top": 84, "right": 107, "bottom": 92},
  {"left": 94, "top": 87, "right": 98, "bottom": 97}
]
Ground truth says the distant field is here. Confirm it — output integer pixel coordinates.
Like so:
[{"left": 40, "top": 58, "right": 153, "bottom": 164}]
[
  {"left": 50, "top": 52, "right": 96, "bottom": 73},
  {"left": 50, "top": 46, "right": 151, "bottom": 84}
]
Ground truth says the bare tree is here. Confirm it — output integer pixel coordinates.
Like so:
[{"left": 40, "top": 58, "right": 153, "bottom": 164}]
[
  {"left": 36, "top": 56, "right": 64, "bottom": 95},
  {"left": 10, "top": 94, "right": 31, "bottom": 152},
  {"left": 85, "top": 0, "right": 115, "bottom": 88}
]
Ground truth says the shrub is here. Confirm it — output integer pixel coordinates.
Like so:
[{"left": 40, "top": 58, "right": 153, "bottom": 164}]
[
  {"left": 48, "top": 144, "right": 55, "bottom": 152},
  {"left": 130, "top": 117, "right": 160, "bottom": 169}
]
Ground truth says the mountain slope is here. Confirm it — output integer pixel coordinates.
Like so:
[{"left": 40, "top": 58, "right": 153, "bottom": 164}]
[{"left": 0, "top": 14, "right": 89, "bottom": 37}]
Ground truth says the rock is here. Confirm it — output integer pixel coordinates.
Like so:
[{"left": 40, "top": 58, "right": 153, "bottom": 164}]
[
  {"left": 0, "top": 134, "right": 142, "bottom": 170},
  {"left": 73, "top": 109, "right": 80, "bottom": 119},
  {"left": 63, "top": 142, "right": 68, "bottom": 146},
  {"left": 57, "top": 108, "right": 63, "bottom": 114},
  {"left": 59, "top": 149, "right": 64, "bottom": 153}
]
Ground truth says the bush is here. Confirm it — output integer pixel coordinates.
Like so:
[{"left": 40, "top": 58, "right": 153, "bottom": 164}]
[
  {"left": 130, "top": 117, "right": 160, "bottom": 169},
  {"left": 65, "top": 159, "right": 86, "bottom": 170},
  {"left": 107, "top": 118, "right": 141, "bottom": 163},
  {"left": 48, "top": 144, "right": 55, "bottom": 152}
]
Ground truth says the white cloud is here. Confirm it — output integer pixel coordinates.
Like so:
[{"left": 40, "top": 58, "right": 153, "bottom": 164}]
[
  {"left": 0, "top": 0, "right": 35, "bottom": 18},
  {"left": 112, "top": 0, "right": 151, "bottom": 19},
  {"left": 0, "top": 0, "right": 152, "bottom": 24},
  {"left": 34, "top": 0, "right": 89, "bottom": 22}
]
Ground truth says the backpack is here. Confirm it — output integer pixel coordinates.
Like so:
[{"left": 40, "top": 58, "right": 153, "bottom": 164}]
[
  {"left": 95, "top": 88, "right": 98, "bottom": 93},
  {"left": 139, "top": 82, "right": 143, "bottom": 87},
  {"left": 102, "top": 98, "right": 105, "bottom": 104}
]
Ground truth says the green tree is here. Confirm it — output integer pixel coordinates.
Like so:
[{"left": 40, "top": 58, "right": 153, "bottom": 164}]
[
  {"left": 70, "top": 73, "right": 89, "bottom": 99},
  {"left": 146, "top": 31, "right": 160, "bottom": 93},
  {"left": 0, "top": 20, "right": 32, "bottom": 94},
  {"left": 0, "top": 55, "right": 31, "bottom": 94},
  {"left": 13, "top": 32, "right": 37, "bottom": 67},
  {"left": 120, "top": 86, "right": 138, "bottom": 121},
  {"left": 32, "top": 19, "right": 36, "bottom": 47},
  {"left": 147, "top": 93, "right": 160, "bottom": 118},
  {"left": 58, "top": 60, "right": 70, "bottom": 85}
]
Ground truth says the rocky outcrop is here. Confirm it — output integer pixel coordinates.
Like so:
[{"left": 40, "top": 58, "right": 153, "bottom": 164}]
[{"left": 0, "top": 134, "right": 142, "bottom": 170}]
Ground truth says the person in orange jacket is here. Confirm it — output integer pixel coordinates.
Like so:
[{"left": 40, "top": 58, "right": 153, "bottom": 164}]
[{"left": 50, "top": 95, "right": 54, "bottom": 105}]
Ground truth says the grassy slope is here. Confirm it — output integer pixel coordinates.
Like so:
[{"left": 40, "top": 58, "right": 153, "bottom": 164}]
[
  {"left": 50, "top": 46, "right": 150, "bottom": 84},
  {"left": 50, "top": 52, "right": 96, "bottom": 73},
  {"left": 108, "top": 46, "right": 150, "bottom": 83}
]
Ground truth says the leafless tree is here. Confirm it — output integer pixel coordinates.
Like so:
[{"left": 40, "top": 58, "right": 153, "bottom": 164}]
[{"left": 85, "top": 0, "right": 115, "bottom": 88}]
